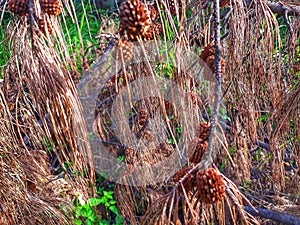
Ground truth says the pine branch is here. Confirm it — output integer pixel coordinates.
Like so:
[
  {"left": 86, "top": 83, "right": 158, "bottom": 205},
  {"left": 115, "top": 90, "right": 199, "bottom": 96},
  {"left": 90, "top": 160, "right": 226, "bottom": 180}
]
[{"left": 198, "top": 0, "right": 222, "bottom": 170}]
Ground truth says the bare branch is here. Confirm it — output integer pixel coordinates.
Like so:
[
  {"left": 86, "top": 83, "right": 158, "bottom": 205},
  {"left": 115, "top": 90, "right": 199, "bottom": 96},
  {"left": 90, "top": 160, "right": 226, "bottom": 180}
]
[
  {"left": 244, "top": 206, "right": 300, "bottom": 225},
  {"left": 283, "top": 9, "right": 294, "bottom": 37},
  {"left": 244, "top": 0, "right": 300, "bottom": 17},
  {"left": 199, "top": 0, "right": 222, "bottom": 170}
]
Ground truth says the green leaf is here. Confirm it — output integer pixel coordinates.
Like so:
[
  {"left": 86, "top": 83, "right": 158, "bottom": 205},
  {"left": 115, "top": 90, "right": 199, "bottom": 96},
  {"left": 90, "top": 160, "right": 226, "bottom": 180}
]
[
  {"left": 106, "top": 194, "right": 113, "bottom": 199},
  {"left": 105, "top": 191, "right": 114, "bottom": 196},
  {"left": 98, "top": 219, "right": 110, "bottom": 225},
  {"left": 89, "top": 214, "right": 98, "bottom": 222},
  {"left": 109, "top": 205, "right": 119, "bottom": 215},
  {"left": 89, "top": 198, "right": 102, "bottom": 206},
  {"left": 83, "top": 204, "right": 92, "bottom": 210},
  {"left": 109, "top": 200, "right": 116, "bottom": 205},
  {"left": 72, "top": 219, "right": 83, "bottom": 225},
  {"left": 114, "top": 214, "right": 124, "bottom": 224},
  {"left": 256, "top": 113, "right": 271, "bottom": 122},
  {"left": 85, "top": 219, "right": 93, "bottom": 225},
  {"left": 80, "top": 206, "right": 93, "bottom": 218},
  {"left": 101, "top": 196, "right": 108, "bottom": 203},
  {"left": 75, "top": 208, "right": 82, "bottom": 218}
]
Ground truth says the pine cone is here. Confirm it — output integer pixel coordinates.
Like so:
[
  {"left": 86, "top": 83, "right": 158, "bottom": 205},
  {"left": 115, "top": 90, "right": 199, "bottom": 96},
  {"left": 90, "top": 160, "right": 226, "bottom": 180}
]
[
  {"left": 96, "top": 34, "right": 119, "bottom": 56},
  {"left": 173, "top": 165, "right": 196, "bottom": 193},
  {"left": 37, "top": 15, "right": 54, "bottom": 35},
  {"left": 200, "top": 43, "right": 225, "bottom": 78},
  {"left": 189, "top": 122, "right": 210, "bottom": 164},
  {"left": 189, "top": 141, "right": 208, "bottom": 164},
  {"left": 143, "top": 22, "right": 162, "bottom": 40},
  {"left": 69, "top": 70, "right": 80, "bottom": 84},
  {"left": 119, "top": 0, "right": 151, "bottom": 41},
  {"left": 7, "top": 0, "right": 29, "bottom": 16},
  {"left": 196, "top": 168, "right": 226, "bottom": 204},
  {"left": 147, "top": 4, "right": 158, "bottom": 21},
  {"left": 152, "top": 22, "right": 162, "bottom": 36},
  {"left": 125, "top": 147, "right": 135, "bottom": 165},
  {"left": 112, "top": 39, "right": 133, "bottom": 62},
  {"left": 196, "top": 122, "right": 210, "bottom": 140},
  {"left": 199, "top": 43, "right": 215, "bottom": 62},
  {"left": 136, "top": 108, "right": 148, "bottom": 127},
  {"left": 40, "top": 0, "right": 61, "bottom": 16},
  {"left": 220, "top": 0, "right": 230, "bottom": 8}
]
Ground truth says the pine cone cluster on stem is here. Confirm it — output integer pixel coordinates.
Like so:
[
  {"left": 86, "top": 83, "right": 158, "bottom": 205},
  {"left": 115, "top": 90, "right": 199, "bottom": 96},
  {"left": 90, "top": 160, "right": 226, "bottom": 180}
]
[
  {"left": 40, "top": 0, "right": 62, "bottom": 16},
  {"left": 174, "top": 166, "right": 226, "bottom": 204},
  {"left": 112, "top": 39, "right": 133, "bottom": 62},
  {"left": 119, "top": 0, "right": 152, "bottom": 41},
  {"left": 196, "top": 168, "right": 226, "bottom": 204},
  {"left": 119, "top": 0, "right": 162, "bottom": 41},
  {"left": 7, "top": 0, "right": 62, "bottom": 17},
  {"left": 189, "top": 122, "right": 210, "bottom": 164},
  {"left": 173, "top": 165, "right": 196, "bottom": 193},
  {"left": 7, "top": 0, "right": 29, "bottom": 16}
]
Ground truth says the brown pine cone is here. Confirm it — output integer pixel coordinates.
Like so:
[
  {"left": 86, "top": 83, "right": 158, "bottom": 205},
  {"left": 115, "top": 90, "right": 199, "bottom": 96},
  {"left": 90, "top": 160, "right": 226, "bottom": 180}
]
[
  {"left": 37, "top": 15, "right": 54, "bottom": 35},
  {"left": 220, "top": 0, "right": 230, "bottom": 8},
  {"left": 196, "top": 122, "right": 211, "bottom": 140},
  {"left": 173, "top": 165, "right": 196, "bottom": 193},
  {"left": 112, "top": 39, "right": 133, "bottom": 62},
  {"left": 200, "top": 43, "right": 225, "bottom": 77},
  {"left": 143, "top": 22, "right": 162, "bottom": 40},
  {"left": 189, "top": 141, "right": 208, "bottom": 164},
  {"left": 199, "top": 43, "right": 215, "bottom": 62},
  {"left": 189, "top": 122, "right": 210, "bottom": 164},
  {"left": 7, "top": 0, "right": 29, "bottom": 16},
  {"left": 152, "top": 22, "right": 162, "bottom": 36},
  {"left": 147, "top": 4, "right": 158, "bottom": 21},
  {"left": 136, "top": 108, "right": 147, "bottom": 127},
  {"left": 69, "top": 70, "right": 80, "bottom": 84},
  {"left": 119, "top": 0, "right": 151, "bottom": 41},
  {"left": 124, "top": 147, "right": 135, "bottom": 165},
  {"left": 196, "top": 168, "right": 226, "bottom": 204},
  {"left": 40, "top": 0, "right": 62, "bottom": 16}
]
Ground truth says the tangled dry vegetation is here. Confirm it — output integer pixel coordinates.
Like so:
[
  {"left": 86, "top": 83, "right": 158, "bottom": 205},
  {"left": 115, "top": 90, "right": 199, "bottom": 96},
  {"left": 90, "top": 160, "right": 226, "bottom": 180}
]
[{"left": 0, "top": 0, "right": 299, "bottom": 224}]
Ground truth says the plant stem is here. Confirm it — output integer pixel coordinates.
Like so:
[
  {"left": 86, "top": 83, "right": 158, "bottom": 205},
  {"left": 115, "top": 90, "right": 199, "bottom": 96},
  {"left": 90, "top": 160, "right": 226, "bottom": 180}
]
[{"left": 198, "top": 0, "right": 222, "bottom": 170}]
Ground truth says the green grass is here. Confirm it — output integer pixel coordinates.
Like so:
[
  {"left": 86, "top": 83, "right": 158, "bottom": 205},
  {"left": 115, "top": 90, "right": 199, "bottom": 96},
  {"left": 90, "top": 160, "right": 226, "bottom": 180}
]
[
  {"left": 0, "top": 14, "right": 13, "bottom": 78},
  {"left": 60, "top": 1, "right": 108, "bottom": 73}
]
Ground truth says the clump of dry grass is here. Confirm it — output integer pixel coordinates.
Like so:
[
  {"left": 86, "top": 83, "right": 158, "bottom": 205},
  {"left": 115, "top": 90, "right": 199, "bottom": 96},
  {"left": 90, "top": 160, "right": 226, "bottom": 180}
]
[
  {"left": 0, "top": 90, "right": 70, "bottom": 224},
  {"left": 0, "top": 0, "right": 95, "bottom": 224}
]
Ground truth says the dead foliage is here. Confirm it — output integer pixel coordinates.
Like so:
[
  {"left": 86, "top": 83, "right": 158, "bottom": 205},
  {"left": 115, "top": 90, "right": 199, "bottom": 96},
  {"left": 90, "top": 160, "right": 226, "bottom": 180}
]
[{"left": 0, "top": 0, "right": 95, "bottom": 224}]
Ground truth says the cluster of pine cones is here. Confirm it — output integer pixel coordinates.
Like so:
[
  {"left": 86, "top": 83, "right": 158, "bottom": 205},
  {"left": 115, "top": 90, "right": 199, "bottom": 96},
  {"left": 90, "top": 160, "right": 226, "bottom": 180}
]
[
  {"left": 189, "top": 122, "right": 210, "bottom": 164},
  {"left": 174, "top": 166, "right": 226, "bottom": 204},
  {"left": 173, "top": 122, "right": 226, "bottom": 204},
  {"left": 118, "top": 0, "right": 174, "bottom": 41},
  {"left": 114, "top": 0, "right": 164, "bottom": 61},
  {"left": 7, "top": 0, "right": 61, "bottom": 17},
  {"left": 7, "top": 0, "right": 62, "bottom": 35}
]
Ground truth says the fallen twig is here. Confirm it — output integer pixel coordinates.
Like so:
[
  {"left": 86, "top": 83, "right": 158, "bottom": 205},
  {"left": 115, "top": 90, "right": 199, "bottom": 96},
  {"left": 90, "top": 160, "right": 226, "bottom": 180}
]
[{"left": 244, "top": 206, "right": 300, "bottom": 225}]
